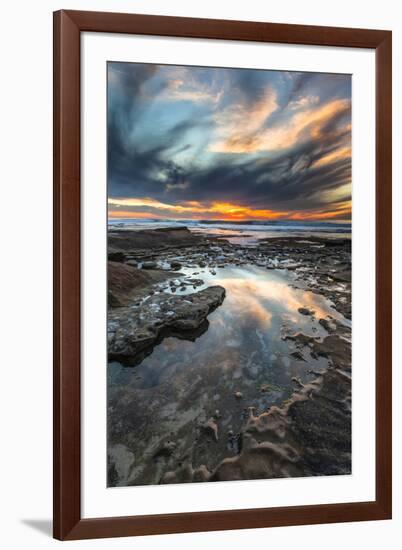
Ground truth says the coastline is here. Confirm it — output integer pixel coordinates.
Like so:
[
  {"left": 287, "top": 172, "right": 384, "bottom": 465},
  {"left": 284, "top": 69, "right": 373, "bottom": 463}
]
[{"left": 107, "top": 225, "right": 351, "bottom": 486}]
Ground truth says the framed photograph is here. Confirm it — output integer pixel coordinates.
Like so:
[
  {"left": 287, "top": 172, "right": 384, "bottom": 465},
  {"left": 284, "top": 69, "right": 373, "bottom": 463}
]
[{"left": 53, "top": 10, "right": 392, "bottom": 540}]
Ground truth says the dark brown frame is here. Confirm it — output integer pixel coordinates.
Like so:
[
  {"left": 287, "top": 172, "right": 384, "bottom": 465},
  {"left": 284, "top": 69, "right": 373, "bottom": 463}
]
[{"left": 53, "top": 9, "right": 392, "bottom": 541}]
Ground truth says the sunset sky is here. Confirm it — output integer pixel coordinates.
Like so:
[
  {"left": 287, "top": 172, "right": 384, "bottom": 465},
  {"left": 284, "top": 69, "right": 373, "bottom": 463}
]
[{"left": 108, "top": 62, "right": 351, "bottom": 222}]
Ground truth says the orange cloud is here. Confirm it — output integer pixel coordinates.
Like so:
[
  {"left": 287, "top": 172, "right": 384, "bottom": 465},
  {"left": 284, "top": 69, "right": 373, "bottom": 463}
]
[
  {"left": 312, "top": 146, "right": 351, "bottom": 168},
  {"left": 108, "top": 197, "right": 351, "bottom": 222},
  {"left": 288, "top": 200, "right": 351, "bottom": 221},
  {"left": 162, "top": 77, "right": 222, "bottom": 104},
  {"left": 206, "top": 202, "right": 289, "bottom": 220},
  {"left": 210, "top": 88, "right": 278, "bottom": 153},
  {"left": 108, "top": 197, "right": 289, "bottom": 220},
  {"left": 108, "top": 197, "right": 205, "bottom": 214},
  {"left": 210, "top": 98, "right": 350, "bottom": 154}
]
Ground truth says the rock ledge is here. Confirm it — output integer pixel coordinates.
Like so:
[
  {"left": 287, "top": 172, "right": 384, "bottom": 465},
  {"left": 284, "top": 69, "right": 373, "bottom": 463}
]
[{"left": 108, "top": 285, "right": 225, "bottom": 363}]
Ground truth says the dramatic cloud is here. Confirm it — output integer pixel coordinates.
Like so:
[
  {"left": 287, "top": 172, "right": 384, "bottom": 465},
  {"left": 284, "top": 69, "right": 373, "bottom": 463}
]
[{"left": 107, "top": 62, "right": 351, "bottom": 221}]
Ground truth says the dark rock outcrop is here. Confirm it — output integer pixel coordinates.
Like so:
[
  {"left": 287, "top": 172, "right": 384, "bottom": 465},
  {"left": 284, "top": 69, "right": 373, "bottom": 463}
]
[
  {"left": 108, "top": 262, "right": 176, "bottom": 307},
  {"left": 108, "top": 285, "right": 226, "bottom": 363},
  {"left": 162, "top": 365, "right": 351, "bottom": 484},
  {"left": 109, "top": 226, "right": 205, "bottom": 252}
]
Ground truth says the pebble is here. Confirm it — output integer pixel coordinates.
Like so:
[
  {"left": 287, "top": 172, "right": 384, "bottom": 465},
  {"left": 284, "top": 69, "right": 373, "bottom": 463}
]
[
  {"left": 298, "top": 307, "right": 314, "bottom": 316},
  {"left": 142, "top": 261, "right": 157, "bottom": 269}
]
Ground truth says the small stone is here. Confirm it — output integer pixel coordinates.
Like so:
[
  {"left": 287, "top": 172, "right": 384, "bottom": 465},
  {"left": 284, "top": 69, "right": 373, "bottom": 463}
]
[
  {"left": 234, "top": 391, "right": 243, "bottom": 399},
  {"left": 298, "top": 307, "right": 314, "bottom": 316},
  {"left": 170, "top": 260, "right": 182, "bottom": 270},
  {"left": 108, "top": 251, "right": 125, "bottom": 262},
  {"left": 142, "top": 261, "right": 157, "bottom": 269}
]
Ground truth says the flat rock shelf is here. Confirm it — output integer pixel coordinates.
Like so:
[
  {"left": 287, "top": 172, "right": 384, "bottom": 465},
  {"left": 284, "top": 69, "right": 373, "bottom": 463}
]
[{"left": 107, "top": 226, "right": 351, "bottom": 487}]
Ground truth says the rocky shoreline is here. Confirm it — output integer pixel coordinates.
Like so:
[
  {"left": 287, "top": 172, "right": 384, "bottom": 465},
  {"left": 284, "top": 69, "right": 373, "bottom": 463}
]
[
  {"left": 107, "top": 226, "right": 351, "bottom": 486},
  {"left": 108, "top": 227, "right": 351, "bottom": 319},
  {"left": 160, "top": 327, "right": 351, "bottom": 484},
  {"left": 109, "top": 284, "right": 226, "bottom": 366}
]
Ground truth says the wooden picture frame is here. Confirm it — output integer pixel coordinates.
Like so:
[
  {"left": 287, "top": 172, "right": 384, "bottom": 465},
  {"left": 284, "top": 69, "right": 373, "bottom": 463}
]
[{"left": 53, "top": 9, "right": 392, "bottom": 540}]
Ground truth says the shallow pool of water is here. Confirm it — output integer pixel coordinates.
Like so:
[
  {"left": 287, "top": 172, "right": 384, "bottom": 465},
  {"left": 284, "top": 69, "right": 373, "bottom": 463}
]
[{"left": 107, "top": 265, "right": 351, "bottom": 485}]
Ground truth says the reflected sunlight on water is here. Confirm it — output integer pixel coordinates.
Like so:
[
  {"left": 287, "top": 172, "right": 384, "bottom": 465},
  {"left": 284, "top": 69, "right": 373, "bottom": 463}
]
[{"left": 110, "top": 265, "right": 347, "bottom": 391}]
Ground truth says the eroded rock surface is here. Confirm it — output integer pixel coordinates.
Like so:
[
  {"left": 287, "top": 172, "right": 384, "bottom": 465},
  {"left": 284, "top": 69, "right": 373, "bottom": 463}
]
[
  {"left": 162, "top": 363, "right": 351, "bottom": 483},
  {"left": 108, "top": 285, "right": 226, "bottom": 364},
  {"left": 107, "top": 227, "right": 352, "bottom": 486},
  {"left": 108, "top": 261, "right": 176, "bottom": 307}
]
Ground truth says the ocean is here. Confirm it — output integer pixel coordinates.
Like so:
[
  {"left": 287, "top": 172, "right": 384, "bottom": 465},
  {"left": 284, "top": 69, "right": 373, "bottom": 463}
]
[{"left": 108, "top": 218, "right": 351, "bottom": 245}]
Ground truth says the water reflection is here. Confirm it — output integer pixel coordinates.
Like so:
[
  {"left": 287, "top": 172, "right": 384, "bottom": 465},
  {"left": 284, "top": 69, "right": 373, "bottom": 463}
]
[
  {"left": 109, "top": 266, "right": 344, "bottom": 392},
  {"left": 108, "top": 265, "right": 351, "bottom": 485}
]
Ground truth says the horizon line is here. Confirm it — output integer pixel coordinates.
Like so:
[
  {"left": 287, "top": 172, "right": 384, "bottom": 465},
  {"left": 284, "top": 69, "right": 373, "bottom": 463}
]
[{"left": 107, "top": 217, "right": 351, "bottom": 224}]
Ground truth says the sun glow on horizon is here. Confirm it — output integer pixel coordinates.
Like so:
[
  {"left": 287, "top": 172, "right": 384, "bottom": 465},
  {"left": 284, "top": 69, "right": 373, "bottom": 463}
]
[
  {"left": 108, "top": 64, "right": 351, "bottom": 224},
  {"left": 108, "top": 197, "right": 351, "bottom": 222}
]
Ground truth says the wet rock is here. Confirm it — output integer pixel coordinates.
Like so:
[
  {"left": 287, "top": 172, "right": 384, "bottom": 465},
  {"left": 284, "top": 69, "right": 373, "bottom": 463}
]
[
  {"left": 142, "top": 261, "right": 157, "bottom": 269},
  {"left": 227, "top": 430, "right": 242, "bottom": 454},
  {"left": 319, "top": 317, "right": 337, "bottom": 332},
  {"left": 108, "top": 262, "right": 172, "bottom": 307},
  {"left": 108, "top": 251, "right": 126, "bottom": 262},
  {"left": 170, "top": 260, "right": 182, "bottom": 270},
  {"left": 108, "top": 290, "right": 123, "bottom": 308},
  {"left": 125, "top": 259, "right": 138, "bottom": 268},
  {"left": 161, "top": 462, "right": 195, "bottom": 484},
  {"left": 192, "top": 465, "right": 211, "bottom": 482},
  {"left": 187, "top": 278, "right": 204, "bottom": 287},
  {"left": 291, "top": 376, "right": 304, "bottom": 388},
  {"left": 153, "top": 440, "right": 176, "bottom": 459},
  {"left": 208, "top": 367, "right": 351, "bottom": 481},
  {"left": 108, "top": 285, "right": 226, "bottom": 363},
  {"left": 290, "top": 350, "right": 306, "bottom": 362},
  {"left": 161, "top": 463, "right": 211, "bottom": 484},
  {"left": 201, "top": 418, "right": 219, "bottom": 442},
  {"left": 109, "top": 226, "right": 207, "bottom": 251},
  {"left": 107, "top": 231, "right": 352, "bottom": 486},
  {"left": 298, "top": 307, "right": 315, "bottom": 316},
  {"left": 260, "top": 383, "right": 282, "bottom": 393}
]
